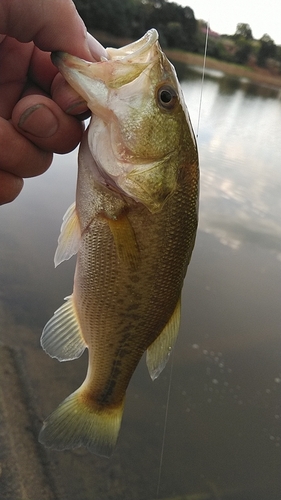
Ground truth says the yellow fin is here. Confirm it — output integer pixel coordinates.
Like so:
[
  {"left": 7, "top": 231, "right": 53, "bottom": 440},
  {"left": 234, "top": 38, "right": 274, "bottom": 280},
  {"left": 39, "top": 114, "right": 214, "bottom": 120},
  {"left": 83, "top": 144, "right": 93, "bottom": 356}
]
[
  {"left": 41, "top": 295, "right": 86, "bottom": 362},
  {"left": 39, "top": 388, "right": 125, "bottom": 457},
  {"left": 107, "top": 213, "right": 140, "bottom": 269},
  {"left": 146, "top": 298, "right": 181, "bottom": 381},
  {"left": 54, "top": 202, "right": 81, "bottom": 267}
]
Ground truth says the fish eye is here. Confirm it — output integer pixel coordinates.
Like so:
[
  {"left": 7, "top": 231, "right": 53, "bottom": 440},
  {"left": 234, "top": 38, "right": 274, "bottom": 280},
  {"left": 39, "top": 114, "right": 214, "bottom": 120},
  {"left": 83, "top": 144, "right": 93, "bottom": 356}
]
[{"left": 157, "top": 85, "right": 177, "bottom": 110}]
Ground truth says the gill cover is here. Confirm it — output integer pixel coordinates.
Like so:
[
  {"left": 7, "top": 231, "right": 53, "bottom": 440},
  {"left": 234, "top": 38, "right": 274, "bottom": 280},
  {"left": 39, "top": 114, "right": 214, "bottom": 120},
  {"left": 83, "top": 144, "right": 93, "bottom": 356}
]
[{"left": 52, "top": 29, "right": 193, "bottom": 213}]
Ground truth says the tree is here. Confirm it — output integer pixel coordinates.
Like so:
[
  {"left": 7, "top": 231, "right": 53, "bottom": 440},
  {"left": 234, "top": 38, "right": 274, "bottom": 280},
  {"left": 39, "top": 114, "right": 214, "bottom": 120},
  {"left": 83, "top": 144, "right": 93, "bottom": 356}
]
[
  {"left": 234, "top": 23, "right": 253, "bottom": 40},
  {"left": 257, "top": 34, "right": 277, "bottom": 67},
  {"left": 232, "top": 23, "right": 254, "bottom": 65},
  {"left": 234, "top": 38, "right": 252, "bottom": 65},
  {"left": 74, "top": 0, "right": 139, "bottom": 37}
]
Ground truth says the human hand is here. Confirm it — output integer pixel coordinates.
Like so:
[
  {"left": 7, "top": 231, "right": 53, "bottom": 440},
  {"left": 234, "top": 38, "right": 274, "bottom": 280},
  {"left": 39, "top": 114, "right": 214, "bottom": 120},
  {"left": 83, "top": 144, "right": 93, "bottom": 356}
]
[{"left": 0, "top": 0, "right": 107, "bottom": 204}]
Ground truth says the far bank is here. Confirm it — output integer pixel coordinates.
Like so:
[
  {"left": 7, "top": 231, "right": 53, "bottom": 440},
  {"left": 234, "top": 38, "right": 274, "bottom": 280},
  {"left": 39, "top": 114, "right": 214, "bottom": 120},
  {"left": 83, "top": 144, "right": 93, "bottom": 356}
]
[{"left": 92, "top": 30, "right": 281, "bottom": 90}]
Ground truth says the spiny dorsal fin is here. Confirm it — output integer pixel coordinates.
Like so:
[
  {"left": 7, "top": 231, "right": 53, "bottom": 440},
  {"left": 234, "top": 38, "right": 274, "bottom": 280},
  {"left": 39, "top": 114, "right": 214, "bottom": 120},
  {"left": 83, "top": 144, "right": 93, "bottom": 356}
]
[
  {"left": 54, "top": 202, "right": 81, "bottom": 267},
  {"left": 146, "top": 298, "right": 181, "bottom": 380},
  {"left": 41, "top": 295, "right": 86, "bottom": 361},
  {"left": 107, "top": 213, "right": 140, "bottom": 269}
]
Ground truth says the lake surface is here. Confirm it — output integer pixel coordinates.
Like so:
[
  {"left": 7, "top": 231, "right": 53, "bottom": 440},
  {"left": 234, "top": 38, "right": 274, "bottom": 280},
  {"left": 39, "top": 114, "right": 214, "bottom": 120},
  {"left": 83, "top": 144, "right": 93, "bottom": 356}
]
[{"left": 0, "top": 65, "right": 280, "bottom": 499}]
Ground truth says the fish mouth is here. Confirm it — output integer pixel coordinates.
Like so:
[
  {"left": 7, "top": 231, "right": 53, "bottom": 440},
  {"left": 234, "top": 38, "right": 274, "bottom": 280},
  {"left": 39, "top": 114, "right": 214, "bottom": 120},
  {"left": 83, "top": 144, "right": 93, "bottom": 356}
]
[
  {"left": 51, "top": 29, "right": 159, "bottom": 115},
  {"left": 51, "top": 30, "right": 176, "bottom": 212},
  {"left": 104, "top": 28, "right": 158, "bottom": 61},
  {"left": 52, "top": 28, "right": 158, "bottom": 66}
]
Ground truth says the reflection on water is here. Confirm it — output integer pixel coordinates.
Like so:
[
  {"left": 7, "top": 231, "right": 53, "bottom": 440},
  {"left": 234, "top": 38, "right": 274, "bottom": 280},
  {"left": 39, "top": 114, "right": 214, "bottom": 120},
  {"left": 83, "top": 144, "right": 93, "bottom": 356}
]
[
  {"left": 0, "top": 67, "right": 280, "bottom": 499},
  {"left": 182, "top": 66, "right": 281, "bottom": 260}
]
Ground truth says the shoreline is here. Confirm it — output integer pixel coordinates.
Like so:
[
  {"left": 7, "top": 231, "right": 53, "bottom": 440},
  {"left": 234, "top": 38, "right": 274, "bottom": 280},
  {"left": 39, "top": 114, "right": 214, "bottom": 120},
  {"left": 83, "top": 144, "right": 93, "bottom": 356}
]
[
  {"left": 165, "top": 49, "right": 281, "bottom": 90},
  {"left": 93, "top": 30, "right": 281, "bottom": 90}
]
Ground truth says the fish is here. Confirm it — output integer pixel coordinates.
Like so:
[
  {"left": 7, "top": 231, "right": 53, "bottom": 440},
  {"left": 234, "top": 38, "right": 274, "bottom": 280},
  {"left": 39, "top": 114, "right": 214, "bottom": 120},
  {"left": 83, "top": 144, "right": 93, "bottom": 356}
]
[{"left": 39, "top": 29, "right": 199, "bottom": 457}]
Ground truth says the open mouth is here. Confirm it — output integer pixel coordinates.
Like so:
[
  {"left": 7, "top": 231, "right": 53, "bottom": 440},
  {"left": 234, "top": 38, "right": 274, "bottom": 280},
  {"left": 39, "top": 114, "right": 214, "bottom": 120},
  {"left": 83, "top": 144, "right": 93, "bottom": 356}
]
[
  {"left": 51, "top": 29, "right": 160, "bottom": 118},
  {"left": 105, "top": 29, "right": 158, "bottom": 62}
]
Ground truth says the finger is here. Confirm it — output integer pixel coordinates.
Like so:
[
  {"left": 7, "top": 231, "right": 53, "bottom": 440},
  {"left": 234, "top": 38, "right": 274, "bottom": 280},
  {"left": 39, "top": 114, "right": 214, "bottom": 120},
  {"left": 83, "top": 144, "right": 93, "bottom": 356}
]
[
  {"left": 26, "top": 39, "right": 107, "bottom": 110},
  {"left": 0, "top": 36, "right": 34, "bottom": 119},
  {"left": 18, "top": 47, "right": 88, "bottom": 114},
  {"left": 51, "top": 73, "right": 88, "bottom": 115},
  {"left": 0, "top": 0, "right": 107, "bottom": 61},
  {"left": 87, "top": 33, "right": 108, "bottom": 62},
  {"left": 28, "top": 35, "right": 107, "bottom": 95},
  {"left": 12, "top": 94, "right": 84, "bottom": 154},
  {"left": 0, "top": 170, "right": 24, "bottom": 205},
  {"left": 28, "top": 46, "right": 58, "bottom": 94},
  {"left": 0, "top": 117, "right": 53, "bottom": 178}
]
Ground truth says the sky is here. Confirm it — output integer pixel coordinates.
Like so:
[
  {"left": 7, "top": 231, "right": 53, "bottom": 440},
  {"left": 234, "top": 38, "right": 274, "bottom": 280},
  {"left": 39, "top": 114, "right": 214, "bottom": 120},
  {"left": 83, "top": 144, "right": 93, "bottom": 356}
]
[{"left": 176, "top": 0, "right": 281, "bottom": 45}]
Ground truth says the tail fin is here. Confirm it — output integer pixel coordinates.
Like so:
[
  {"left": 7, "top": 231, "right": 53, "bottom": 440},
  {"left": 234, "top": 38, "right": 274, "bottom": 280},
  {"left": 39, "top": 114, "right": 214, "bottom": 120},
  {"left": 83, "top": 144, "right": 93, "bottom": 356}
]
[{"left": 39, "top": 388, "right": 124, "bottom": 457}]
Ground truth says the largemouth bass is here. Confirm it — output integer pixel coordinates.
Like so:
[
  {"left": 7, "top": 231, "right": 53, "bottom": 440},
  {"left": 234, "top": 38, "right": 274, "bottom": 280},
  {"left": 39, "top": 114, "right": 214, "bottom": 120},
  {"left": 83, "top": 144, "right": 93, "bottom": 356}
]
[{"left": 39, "top": 29, "right": 199, "bottom": 457}]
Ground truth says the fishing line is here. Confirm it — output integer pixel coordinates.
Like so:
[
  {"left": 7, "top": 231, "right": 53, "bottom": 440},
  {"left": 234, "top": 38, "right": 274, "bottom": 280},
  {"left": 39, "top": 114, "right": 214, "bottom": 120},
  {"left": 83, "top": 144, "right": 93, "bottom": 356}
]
[
  {"left": 196, "top": 20, "right": 210, "bottom": 138},
  {"left": 156, "top": 349, "right": 175, "bottom": 498},
  {"left": 156, "top": 21, "right": 209, "bottom": 497}
]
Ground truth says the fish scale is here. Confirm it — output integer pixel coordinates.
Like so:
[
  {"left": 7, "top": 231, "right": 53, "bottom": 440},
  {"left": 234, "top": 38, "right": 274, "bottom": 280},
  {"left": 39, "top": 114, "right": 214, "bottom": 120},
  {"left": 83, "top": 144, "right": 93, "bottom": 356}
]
[{"left": 39, "top": 29, "right": 199, "bottom": 457}]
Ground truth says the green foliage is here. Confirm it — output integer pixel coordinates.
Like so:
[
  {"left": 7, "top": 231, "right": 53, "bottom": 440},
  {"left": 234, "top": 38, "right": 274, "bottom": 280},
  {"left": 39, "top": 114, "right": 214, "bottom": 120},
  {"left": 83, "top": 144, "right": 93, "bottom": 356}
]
[
  {"left": 234, "top": 37, "right": 253, "bottom": 65},
  {"left": 257, "top": 34, "right": 277, "bottom": 67},
  {"left": 73, "top": 0, "right": 280, "bottom": 72},
  {"left": 231, "top": 23, "right": 254, "bottom": 65},
  {"left": 74, "top": 0, "right": 198, "bottom": 51},
  {"left": 234, "top": 23, "right": 253, "bottom": 40},
  {"left": 75, "top": 0, "right": 138, "bottom": 37}
]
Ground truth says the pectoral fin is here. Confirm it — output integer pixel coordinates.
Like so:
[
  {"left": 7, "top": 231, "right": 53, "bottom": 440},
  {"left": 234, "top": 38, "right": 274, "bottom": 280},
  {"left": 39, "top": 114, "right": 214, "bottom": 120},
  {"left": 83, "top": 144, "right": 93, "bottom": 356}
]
[
  {"left": 41, "top": 295, "right": 86, "bottom": 361},
  {"left": 146, "top": 298, "right": 181, "bottom": 381},
  {"left": 54, "top": 202, "right": 81, "bottom": 267},
  {"left": 107, "top": 214, "right": 140, "bottom": 269}
]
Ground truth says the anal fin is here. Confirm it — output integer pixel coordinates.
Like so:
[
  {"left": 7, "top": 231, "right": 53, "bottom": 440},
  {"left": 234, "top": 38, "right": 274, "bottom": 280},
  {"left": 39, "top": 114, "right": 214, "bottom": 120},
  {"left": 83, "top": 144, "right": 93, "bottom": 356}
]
[
  {"left": 41, "top": 295, "right": 86, "bottom": 361},
  {"left": 146, "top": 298, "right": 181, "bottom": 380}
]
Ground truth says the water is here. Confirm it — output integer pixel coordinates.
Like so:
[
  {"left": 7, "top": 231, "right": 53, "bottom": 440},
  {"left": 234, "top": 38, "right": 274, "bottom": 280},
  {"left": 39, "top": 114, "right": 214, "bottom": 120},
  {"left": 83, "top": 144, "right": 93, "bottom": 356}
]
[{"left": 0, "top": 67, "right": 280, "bottom": 499}]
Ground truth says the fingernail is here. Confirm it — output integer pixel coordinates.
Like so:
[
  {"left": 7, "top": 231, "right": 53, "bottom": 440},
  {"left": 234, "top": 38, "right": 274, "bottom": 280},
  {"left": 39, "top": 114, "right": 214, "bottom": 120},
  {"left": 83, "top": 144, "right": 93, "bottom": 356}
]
[
  {"left": 18, "top": 104, "right": 59, "bottom": 138},
  {"left": 66, "top": 100, "right": 88, "bottom": 115},
  {"left": 86, "top": 33, "right": 108, "bottom": 61}
]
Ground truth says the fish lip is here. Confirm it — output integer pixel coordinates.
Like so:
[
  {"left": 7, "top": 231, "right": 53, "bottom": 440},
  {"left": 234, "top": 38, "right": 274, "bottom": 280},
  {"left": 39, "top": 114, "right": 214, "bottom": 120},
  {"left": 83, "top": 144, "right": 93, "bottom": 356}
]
[
  {"left": 51, "top": 30, "right": 160, "bottom": 119},
  {"left": 51, "top": 29, "right": 159, "bottom": 77},
  {"left": 106, "top": 28, "right": 159, "bottom": 61},
  {"left": 51, "top": 51, "right": 86, "bottom": 71}
]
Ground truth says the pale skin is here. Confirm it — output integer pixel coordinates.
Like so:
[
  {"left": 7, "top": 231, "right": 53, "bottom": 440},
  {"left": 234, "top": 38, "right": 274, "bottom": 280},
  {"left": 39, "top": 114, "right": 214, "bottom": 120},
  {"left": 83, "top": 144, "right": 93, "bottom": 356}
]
[{"left": 0, "top": 0, "right": 107, "bottom": 204}]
